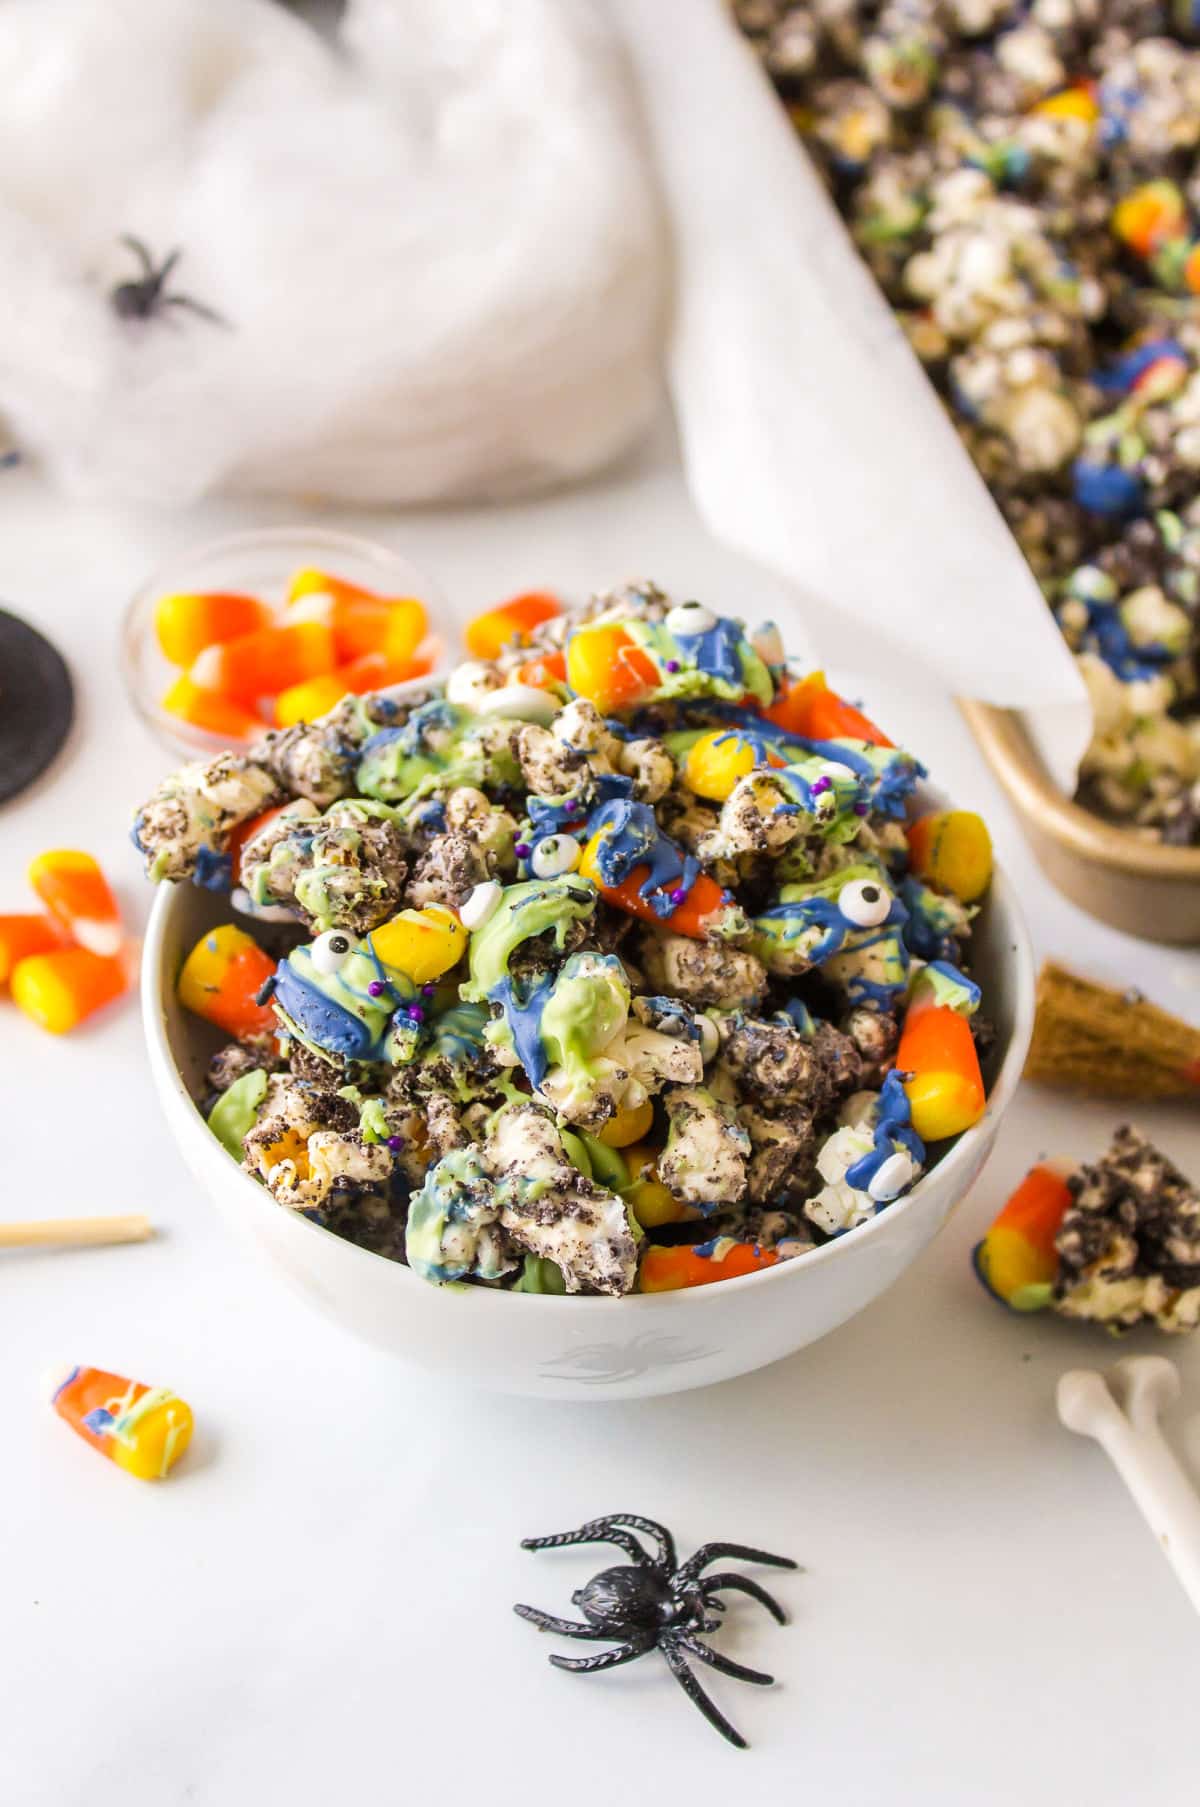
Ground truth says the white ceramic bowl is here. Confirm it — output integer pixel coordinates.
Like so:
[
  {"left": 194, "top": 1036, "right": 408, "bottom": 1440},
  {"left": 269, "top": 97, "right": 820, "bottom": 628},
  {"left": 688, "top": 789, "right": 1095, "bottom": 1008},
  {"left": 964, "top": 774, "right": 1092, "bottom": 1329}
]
[{"left": 142, "top": 810, "right": 1034, "bottom": 1399}]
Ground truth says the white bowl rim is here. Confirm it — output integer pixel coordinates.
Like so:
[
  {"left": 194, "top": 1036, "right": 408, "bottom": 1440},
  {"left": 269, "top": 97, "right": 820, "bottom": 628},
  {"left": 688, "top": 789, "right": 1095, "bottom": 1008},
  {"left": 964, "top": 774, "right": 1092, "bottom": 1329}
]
[{"left": 141, "top": 681, "right": 1036, "bottom": 1314}]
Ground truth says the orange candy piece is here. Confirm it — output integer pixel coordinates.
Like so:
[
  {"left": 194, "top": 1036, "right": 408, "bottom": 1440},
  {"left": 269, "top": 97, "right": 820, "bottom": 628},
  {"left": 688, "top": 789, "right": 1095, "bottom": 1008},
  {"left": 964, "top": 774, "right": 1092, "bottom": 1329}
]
[
  {"left": 28, "top": 850, "right": 123, "bottom": 958},
  {"left": 161, "top": 675, "right": 264, "bottom": 741},
  {"left": 176, "top": 923, "right": 277, "bottom": 1039},
  {"left": 273, "top": 648, "right": 435, "bottom": 728},
  {"left": 11, "top": 948, "right": 128, "bottom": 1034},
  {"left": 189, "top": 621, "right": 335, "bottom": 706},
  {"left": 154, "top": 590, "right": 272, "bottom": 666},
  {"left": 0, "top": 913, "right": 65, "bottom": 984},
  {"left": 515, "top": 650, "right": 567, "bottom": 689},
  {"left": 566, "top": 623, "right": 660, "bottom": 713},
  {"left": 896, "top": 1001, "right": 986, "bottom": 1141},
  {"left": 464, "top": 591, "right": 563, "bottom": 660},
  {"left": 225, "top": 805, "right": 289, "bottom": 886},
  {"left": 639, "top": 1241, "right": 779, "bottom": 1292},
  {"left": 766, "top": 671, "right": 893, "bottom": 746}
]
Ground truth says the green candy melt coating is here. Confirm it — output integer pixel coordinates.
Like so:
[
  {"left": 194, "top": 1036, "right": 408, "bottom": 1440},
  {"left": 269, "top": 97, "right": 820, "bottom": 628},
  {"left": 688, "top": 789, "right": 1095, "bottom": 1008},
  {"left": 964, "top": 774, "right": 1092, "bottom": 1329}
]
[{"left": 207, "top": 1068, "right": 268, "bottom": 1160}]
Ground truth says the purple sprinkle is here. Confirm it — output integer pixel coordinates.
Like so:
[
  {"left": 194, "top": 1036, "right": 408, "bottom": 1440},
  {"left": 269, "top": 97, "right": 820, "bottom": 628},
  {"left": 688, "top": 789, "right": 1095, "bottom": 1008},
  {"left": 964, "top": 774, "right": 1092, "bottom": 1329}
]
[
  {"left": 387, "top": 1135, "right": 405, "bottom": 1153},
  {"left": 514, "top": 842, "right": 531, "bottom": 859},
  {"left": 811, "top": 776, "right": 830, "bottom": 796},
  {"left": 367, "top": 980, "right": 386, "bottom": 998},
  {"left": 665, "top": 659, "right": 680, "bottom": 673},
  {"left": 407, "top": 1004, "right": 425, "bottom": 1023},
  {"left": 421, "top": 983, "right": 436, "bottom": 997},
  {"left": 854, "top": 801, "right": 870, "bottom": 817},
  {"left": 669, "top": 886, "right": 687, "bottom": 906}
]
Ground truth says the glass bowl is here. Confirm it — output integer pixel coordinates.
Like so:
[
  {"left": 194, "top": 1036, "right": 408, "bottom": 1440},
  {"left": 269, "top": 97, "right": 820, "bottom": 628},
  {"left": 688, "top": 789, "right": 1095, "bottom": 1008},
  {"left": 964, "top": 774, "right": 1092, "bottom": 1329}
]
[{"left": 122, "top": 525, "right": 447, "bottom": 760}]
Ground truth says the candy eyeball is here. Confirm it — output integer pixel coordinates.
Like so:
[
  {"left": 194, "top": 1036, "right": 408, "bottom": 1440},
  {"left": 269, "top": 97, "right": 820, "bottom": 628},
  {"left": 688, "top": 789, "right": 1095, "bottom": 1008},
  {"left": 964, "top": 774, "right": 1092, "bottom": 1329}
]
[
  {"left": 665, "top": 601, "right": 717, "bottom": 638},
  {"left": 460, "top": 880, "right": 502, "bottom": 931},
  {"left": 446, "top": 661, "right": 502, "bottom": 710},
  {"left": 530, "top": 833, "right": 581, "bottom": 879},
  {"left": 838, "top": 877, "right": 892, "bottom": 928},
  {"left": 475, "top": 683, "right": 559, "bottom": 725},
  {"left": 817, "top": 760, "right": 857, "bottom": 784},
  {"left": 311, "top": 929, "right": 355, "bottom": 975},
  {"left": 867, "top": 1150, "right": 917, "bottom": 1203}
]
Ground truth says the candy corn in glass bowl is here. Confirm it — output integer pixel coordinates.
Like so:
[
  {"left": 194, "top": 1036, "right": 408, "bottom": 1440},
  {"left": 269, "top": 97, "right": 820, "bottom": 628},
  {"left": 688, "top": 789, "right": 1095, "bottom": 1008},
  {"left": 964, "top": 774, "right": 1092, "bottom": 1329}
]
[{"left": 122, "top": 527, "right": 446, "bottom": 759}]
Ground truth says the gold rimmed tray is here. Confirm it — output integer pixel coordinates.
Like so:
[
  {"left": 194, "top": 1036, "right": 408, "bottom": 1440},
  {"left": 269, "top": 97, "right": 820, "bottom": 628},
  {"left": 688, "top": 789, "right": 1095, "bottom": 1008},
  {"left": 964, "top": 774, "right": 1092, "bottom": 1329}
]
[{"left": 959, "top": 699, "right": 1200, "bottom": 946}]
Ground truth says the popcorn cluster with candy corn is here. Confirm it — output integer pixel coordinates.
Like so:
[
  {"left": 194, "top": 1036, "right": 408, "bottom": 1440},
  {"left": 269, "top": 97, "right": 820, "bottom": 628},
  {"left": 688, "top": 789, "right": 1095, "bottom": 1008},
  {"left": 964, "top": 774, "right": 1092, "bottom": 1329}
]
[
  {"left": 3, "top": 851, "right": 131, "bottom": 1035},
  {"left": 154, "top": 565, "right": 441, "bottom": 742},
  {"left": 135, "top": 580, "right": 1000, "bottom": 1296}
]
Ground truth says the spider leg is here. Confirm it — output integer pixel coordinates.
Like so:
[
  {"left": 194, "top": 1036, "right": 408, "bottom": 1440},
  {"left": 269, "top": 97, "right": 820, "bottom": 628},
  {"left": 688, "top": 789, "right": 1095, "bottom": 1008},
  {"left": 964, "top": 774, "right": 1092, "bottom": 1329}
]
[
  {"left": 163, "top": 293, "right": 230, "bottom": 329},
  {"left": 521, "top": 1520, "right": 652, "bottom": 1567},
  {"left": 660, "top": 1638, "right": 748, "bottom": 1749},
  {"left": 700, "top": 1573, "right": 788, "bottom": 1625},
  {"left": 587, "top": 1514, "right": 677, "bottom": 1571},
  {"left": 549, "top": 1637, "right": 654, "bottom": 1674},
  {"left": 678, "top": 1542, "right": 799, "bottom": 1582},
  {"left": 675, "top": 1631, "right": 774, "bottom": 1687},
  {"left": 512, "top": 1605, "right": 611, "bottom": 1640},
  {"left": 118, "top": 234, "right": 155, "bottom": 275}
]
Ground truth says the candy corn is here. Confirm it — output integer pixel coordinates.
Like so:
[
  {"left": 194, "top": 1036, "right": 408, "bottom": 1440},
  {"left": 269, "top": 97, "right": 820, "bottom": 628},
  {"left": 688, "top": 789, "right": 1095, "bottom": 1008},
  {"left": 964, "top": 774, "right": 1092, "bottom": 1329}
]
[
  {"left": 1031, "top": 84, "right": 1099, "bottom": 123},
  {"left": 273, "top": 647, "right": 435, "bottom": 728},
  {"left": 464, "top": 591, "right": 563, "bottom": 661},
  {"left": 972, "top": 1161, "right": 1075, "bottom": 1311},
  {"left": 177, "top": 923, "right": 277, "bottom": 1038},
  {"left": 368, "top": 906, "right": 467, "bottom": 985},
  {"left": 28, "top": 849, "right": 122, "bottom": 957},
  {"left": 161, "top": 675, "right": 264, "bottom": 741},
  {"left": 11, "top": 948, "right": 128, "bottom": 1034},
  {"left": 622, "top": 1143, "right": 692, "bottom": 1229},
  {"left": 565, "top": 623, "right": 659, "bottom": 713},
  {"left": 50, "top": 1365, "right": 193, "bottom": 1480},
  {"left": 578, "top": 831, "right": 734, "bottom": 940},
  {"left": 154, "top": 590, "right": 272, "bottom": 666},
  {"left": 225, "top": 804, "right": 290, "bottom": 886},
  {"left": 190, "top": 620, "right": 335, "bottom": 706},
  {"left": 514, "top": 650, "right": 567, "bottom": 689},
  {"left": 1112, "top": 180, "right": 1188, "bottom": 259},
  {"left": 684, "top": 728, "right": 785, "bottom": 801},
  {"left": 906, "top": 810, "right": 993, "bottom": 903},
  {"left": 896, "top": 998, "right": 986, "bottom": 1141},
  {"left": 287, "top": 589, "right": 428, "bottom": 665},
  {"left": 639, "top": 1240, "right": 778, "bottom": 1292},
  {"left": 0, "top": 912, "right": 64, "bottom": 984},
  {"left": 766, "top": 671, "right": 893, "bottom": 746}
]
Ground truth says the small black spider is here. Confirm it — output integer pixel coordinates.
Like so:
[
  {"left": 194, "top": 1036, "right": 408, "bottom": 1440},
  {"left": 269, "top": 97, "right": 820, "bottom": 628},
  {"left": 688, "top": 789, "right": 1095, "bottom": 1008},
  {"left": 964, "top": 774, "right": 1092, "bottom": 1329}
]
[
  {"left": 109, "top": 236, "right": 227, "bottom": 328},
  {"left": 514, "top": 1513, "right": 798, "bottom": 1749}
]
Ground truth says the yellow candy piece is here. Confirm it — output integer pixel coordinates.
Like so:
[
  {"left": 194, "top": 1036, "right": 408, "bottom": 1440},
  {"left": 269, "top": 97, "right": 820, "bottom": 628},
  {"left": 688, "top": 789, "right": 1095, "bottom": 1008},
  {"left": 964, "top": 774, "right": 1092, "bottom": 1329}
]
[
  {"left": 623, "top": 1141, "right": 690, "bottom": 1228},
  {"left": 598, "top": 1097, "right": 655, "bottom": 1148},
  {"left": 906, "top": 810, "right": 993, "bottom": 903},
  {"left": 683, "top": 730, "right": 759, "bottom": 802},
  {"left": 904, "top": 1071, "right": 985, "bottom": 1142},
  {"left": 274, "top": 672, "right": 350, "bottom": 728},
  {"left": 368, "top": 906, "right": 467, "bottom": 984},
  {"left": 1032, "top": 85, "right": 1099, "bottom": 123}
]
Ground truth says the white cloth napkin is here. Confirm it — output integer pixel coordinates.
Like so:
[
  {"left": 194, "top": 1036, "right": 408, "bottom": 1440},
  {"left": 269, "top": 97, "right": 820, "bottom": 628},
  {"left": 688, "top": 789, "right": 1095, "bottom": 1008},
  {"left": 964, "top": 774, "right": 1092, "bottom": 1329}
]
[{"left": 609, "top": 0, "right": 1090, "bottom": 790}]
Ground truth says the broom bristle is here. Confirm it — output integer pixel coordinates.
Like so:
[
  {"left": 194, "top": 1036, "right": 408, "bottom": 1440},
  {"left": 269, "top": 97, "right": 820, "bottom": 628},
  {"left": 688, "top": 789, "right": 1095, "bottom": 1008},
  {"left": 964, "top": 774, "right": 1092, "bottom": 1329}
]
[{"left": 1025, "top": 961, "right": 1200, "bottom": 1099}]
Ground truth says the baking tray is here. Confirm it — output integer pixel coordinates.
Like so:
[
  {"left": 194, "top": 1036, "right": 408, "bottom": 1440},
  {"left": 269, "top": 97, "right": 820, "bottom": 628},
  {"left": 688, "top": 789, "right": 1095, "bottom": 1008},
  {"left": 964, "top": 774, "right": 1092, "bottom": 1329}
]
[{"left": 959, "top": 699, "right": 1200, "bottom": 945}]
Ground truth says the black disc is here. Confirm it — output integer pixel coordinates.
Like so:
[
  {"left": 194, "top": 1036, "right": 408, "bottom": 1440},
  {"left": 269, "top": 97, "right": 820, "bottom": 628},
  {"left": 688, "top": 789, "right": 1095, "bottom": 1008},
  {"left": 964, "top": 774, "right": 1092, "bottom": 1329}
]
[{"left": 0, "top": 609, "right": 74, "bottom": 804}]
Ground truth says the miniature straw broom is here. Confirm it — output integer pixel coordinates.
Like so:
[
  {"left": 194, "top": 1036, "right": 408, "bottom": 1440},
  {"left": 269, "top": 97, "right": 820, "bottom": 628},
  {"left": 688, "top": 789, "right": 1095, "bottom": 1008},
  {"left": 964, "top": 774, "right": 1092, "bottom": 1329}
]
[{"left": 1025, "top": 961, "right": 1200, "bottom": 1099}]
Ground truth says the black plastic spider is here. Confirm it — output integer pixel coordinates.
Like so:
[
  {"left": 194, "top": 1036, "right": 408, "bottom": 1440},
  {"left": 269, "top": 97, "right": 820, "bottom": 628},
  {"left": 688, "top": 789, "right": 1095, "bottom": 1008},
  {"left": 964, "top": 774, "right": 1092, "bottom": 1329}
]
[
  {"left": 514, "top": 1513, "right": 798, "bottom": 1749},
  {"left": 109, "top": 236, "right": 227, "bottom": 327}
]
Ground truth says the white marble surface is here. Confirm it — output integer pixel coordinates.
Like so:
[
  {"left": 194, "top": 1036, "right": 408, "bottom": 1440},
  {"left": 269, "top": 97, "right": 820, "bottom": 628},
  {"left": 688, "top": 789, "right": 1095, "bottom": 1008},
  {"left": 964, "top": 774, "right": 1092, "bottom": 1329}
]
[{"left": 2, "top": 424, "right": 1198, "bottom": 1807}]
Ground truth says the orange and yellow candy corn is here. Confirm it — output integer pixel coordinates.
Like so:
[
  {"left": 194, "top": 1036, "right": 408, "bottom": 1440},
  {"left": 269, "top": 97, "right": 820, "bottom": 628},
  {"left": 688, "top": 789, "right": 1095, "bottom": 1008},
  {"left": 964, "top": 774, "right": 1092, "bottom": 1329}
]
[
  {"left": 177, "top": 923, "right": 277, "bottom": 1039},
  {"left": 28, "top": 849, "right": 123, "bottom": 957},
  {"left": 0, "top": 913, "right": 64, "bottom": 985},
  {"left": 639, "top": 1240, "right": 778, "bottom": 1292},
  {"left": 190, "top": 620, "right": 335, "bottom": 706},
  {"left": 1112, "top": 180, "right": 1188, "bottom": 259},
  {"left": 906, "top": 810, "right": 993, "bottom": 903},
  {"left": 287, "top": 588, "right": 428, "bottom": 666},
  {"left": 565, "top": 622, "right": 659, "bottom": 713},
  {"left": 973, "top": 1161, "right": 1075, "bottom": 1311},
  {"left": 464, "top": 591, "right": 563, "bottom": 661},
  {"left": 51, "top": 1365, "right": 193, "bottom": 1480},
  {"left": 161, "top": 674, "right": 264, "bottom": 741},
  {"left": 578, "top": 829, "right": 734, "bottom": 940},
  {"left": 154, "top": 590, "right": 272, "bottom": 666},
  {"left": 11, "top": 948, "right": 128, "bottom": 1034},
  {"left": 896, "top": 997, "right": 986, "bottom": 1141},
  {"left": 273, "top": 647, "right": 435, "bottom": 728}
]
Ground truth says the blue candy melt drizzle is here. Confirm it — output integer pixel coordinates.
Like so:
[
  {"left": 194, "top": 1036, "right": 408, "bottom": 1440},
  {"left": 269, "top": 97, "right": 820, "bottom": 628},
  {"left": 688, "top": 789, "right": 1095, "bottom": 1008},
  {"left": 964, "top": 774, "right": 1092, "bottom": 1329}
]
[
  {"left": 844, "top": 1070, "right": 925, "bottom": 1195},
  {"left": 192, "top": 846, "right": 233, "bottom": 891},
  {"left": 1093, "top": 338, "right": 1187, "bottom": 394},
  {"left": 585, "top": 798, "right": 697, "bottom": 917},
  {"left": 491, "top": 972, "right": 556, "bottom": 1088},
  {"left": 1072, "top": 458, "right": 1144, "bottom": 518},
  {"left": 672, "top": 618, "right": 745, "bottom": 685}
]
